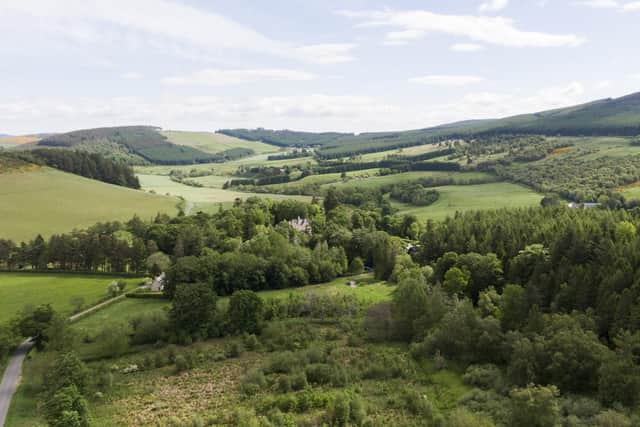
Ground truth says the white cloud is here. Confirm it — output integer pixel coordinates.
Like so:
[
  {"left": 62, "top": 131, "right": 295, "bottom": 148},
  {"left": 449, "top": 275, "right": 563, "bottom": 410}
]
[
  {"left": 479, "top": 0, "right": 509, "bottom": 13},
  {"left": 337, "top": 9, "right": 585, "bottom": 48},
  {"left": 409, "top": 75, "right": 484, "bottom": 86},
  {"left": 596, "top": 80, "right": 612, "bottom": 89},
  {"left": 574, "top": 0, "right": 640, "bottom": 9},
  {"left": 451, "top": 43, "right": 484, "bottom": 52},
  {"left": 163, "top": 68, "right": 316, "bottom": 86},
  {"left": 121, "top": 72, "right": 142, "bottom": 80},
  {"left": 293, "top": 44, "right": 356, "bottom": 64},
  {"left": 0, "top": 0, "right": 356, "bottom": 64},
  {"left": 0, "top": 82, "right": 598, "bottom": 135}
]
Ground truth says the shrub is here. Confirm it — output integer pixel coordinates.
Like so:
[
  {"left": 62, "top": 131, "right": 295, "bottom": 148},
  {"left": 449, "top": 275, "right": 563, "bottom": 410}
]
[
  {"left": 593, "top": 410, "right": 632, "bottom": 427},
  {"left": 290, "top": 371, "right": 308, "bottom": 391},
  {"left": 261, "top": 320, "right": 317, "bottom": 351},
  {"left": 361, "top": 352, "right": 411, "bottom": 380},
  {"left": 174, "top": 355, "right": 191, "bottom": 373},
  {"left": 462, "top": 364, "right": 504, "bottom": 391},
  {"left": 267, "top": 351, "right": 304, "bottom": 375},
  {"left": 228, "top": 290, "right": 264, "bottom": 334},
  {"left": 363, "top": 302, "right": 394, "bottom": 342},
  {"left": 508, "top": 385, "right": 560, "bottom": 427},
  {"left": 305, "top": 363, "right": 349, "bottom": 387},
  {"left": 43, "top": 385, "right": 90, "bottom": 427},
  {"left": 242, "top": 333, "right": 260, "bottom": 351},
  {"left": 129, "top": 312, "right": 170, "bottom": 345},
  {"left": 94, "top": 322, "right": 130, "bottom": 359},
  {"left": 276, "top": 395, "right": 298, "bottom": 413},
  {"left": 447, "top": 408, "right": 495, "bottom": 427},
  {"left": 241, "top": 370, "right": 267, "bottom": 396},
  {"left": 225, "top": 341, "right": 244, "bottom": 358}
]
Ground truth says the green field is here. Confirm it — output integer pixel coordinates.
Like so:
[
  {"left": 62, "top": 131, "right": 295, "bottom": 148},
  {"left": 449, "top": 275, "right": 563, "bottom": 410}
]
[
  {"left": 394, "top": 182, "right": 543, "bottom": 220},
  {"left": 71, "top": 298, "right": 170, "bottom": 337},
  {"left": 138, "top": 174, "right": 312, "bottom": 212},
  {"left": 0, "top": 273, "right": 144, "bottom": 323},
  {"left": 161, "top": 130, "right": 279, "bottom": 155},
  {"left": 135, "top": 154, "right": 317, "bottom": 176},
  {"left": 354, "top": 143, "right": 441, "bottom": 162},
  {"left": 333, "top": 170, "right": 495, "bottom": 189},
  {"left": 70, "top": 274, "right": 389, "bottom": 336},
  {"left": 0, "top": 168, "right": 179, "bottom": 242}
]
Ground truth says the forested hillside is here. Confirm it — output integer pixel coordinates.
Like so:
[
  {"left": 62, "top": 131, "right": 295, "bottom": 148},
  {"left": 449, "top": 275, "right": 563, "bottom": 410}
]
[
  {"left": 220, "top": 92, "right": 640, "bottom": 158},
  {"left": 37, "top": 126, "right": 221, "bottom": 165},
  {"left": 8, "top": 149, "right": 140, "bottom": 189}
]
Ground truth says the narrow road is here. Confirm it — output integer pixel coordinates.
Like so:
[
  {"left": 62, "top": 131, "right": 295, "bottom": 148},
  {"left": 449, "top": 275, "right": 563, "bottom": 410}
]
[
  {"left": 0, "top": 340, "right": 34, "bottom": 427},
  {"left": 0, "top": 291, "right": 133, "bottom": 426}
]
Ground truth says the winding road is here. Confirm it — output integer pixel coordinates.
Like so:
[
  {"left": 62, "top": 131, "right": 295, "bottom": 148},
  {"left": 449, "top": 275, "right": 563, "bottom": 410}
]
[
  {"left": 0, "top": 340, "right": 33, "bottom": 427},
  {"left": 0, "top": 292, "right": 130, "bottom": 426}
]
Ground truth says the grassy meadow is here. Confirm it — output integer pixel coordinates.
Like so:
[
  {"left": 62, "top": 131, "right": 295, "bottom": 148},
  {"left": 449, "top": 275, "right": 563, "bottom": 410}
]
[
  {"left": 161, "top": 130, "right": 279, "bottom": 155},
  {"left": 0, "top": 273, "right": 144, "bottom": 323},
  {"left": 394, "top": 182, "right": 543, "bottom": 220},
  {"left": 0, "top": 168, "right": 179, "bottom": 242},
  {"left": 138, "top": 174, "right": 312, "bottom": 213}
]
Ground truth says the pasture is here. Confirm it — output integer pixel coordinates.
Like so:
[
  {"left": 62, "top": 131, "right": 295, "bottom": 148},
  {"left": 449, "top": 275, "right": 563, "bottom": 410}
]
[
  {"left": 161, "top": 130, "right": 278, "bottom": 155},
  {"left": 0, "top": 273, "right": 144, "bottom": 323},
  {"left": 134, "top": 154, "right": 316, "bottom": 176},
  {"left": 138, "top": 174, "right": 312, "bottom": 213},
  {"left": 394, "top": 182, "right": 543, "bottom": 220},
  {"left": 333, "top": 171, "right": 496, "bottom": 189},
  {"left": 0, "top": 168, "right": 179, "bottom": 242},
  {"left": 539, "top": 136, "right": 640, "bottom": 160}
]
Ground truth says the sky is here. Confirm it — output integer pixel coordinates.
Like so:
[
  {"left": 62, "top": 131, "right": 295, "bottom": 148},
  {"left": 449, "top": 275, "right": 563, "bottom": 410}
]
[{"left": 1, "top": 0, "right": 639, "bottom": 135}]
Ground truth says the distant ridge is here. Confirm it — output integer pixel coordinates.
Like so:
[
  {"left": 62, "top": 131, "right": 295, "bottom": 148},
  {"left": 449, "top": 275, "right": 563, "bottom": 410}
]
[{"left": 219, "top": 91, "right": 640, "bottom": 158}]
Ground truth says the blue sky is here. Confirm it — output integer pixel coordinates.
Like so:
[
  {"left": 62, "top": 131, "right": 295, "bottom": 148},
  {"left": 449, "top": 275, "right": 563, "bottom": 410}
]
[{"left": 1, "top": 0, "right": 639, "bottom": 134}]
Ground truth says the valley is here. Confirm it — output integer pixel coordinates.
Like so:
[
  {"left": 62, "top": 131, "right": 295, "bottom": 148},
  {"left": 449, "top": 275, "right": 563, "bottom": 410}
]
[{"left": 2, "top": 93, "right": 640, "bottom": 426}]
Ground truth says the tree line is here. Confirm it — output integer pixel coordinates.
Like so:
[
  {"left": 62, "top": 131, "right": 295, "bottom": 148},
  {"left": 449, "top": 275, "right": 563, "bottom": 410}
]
[{"left": 4, "top": 149, "right": 140, "bottom": 189}]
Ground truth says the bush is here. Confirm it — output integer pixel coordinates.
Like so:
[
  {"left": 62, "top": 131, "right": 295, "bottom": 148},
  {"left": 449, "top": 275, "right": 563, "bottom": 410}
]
[
  {"left": 241, "top": 370, "right": 267, "bottom": 396},
  {"left": 43, "top": 385, "right": 90, "bottom": 427},
  {"left": 362, "top": 302, "right": 394, "bottom": 342},
  {"left": 174, "top": 355, "right": 191, "bottom": 373},
  {"left": 508, "top": 385, "right": 560, "bottom": 427},
  {"left": 447, "top": 408, "right": 495, "bottom": 427},
  {"left": 242, "top": 333, "right": 260, "bottom": 351},
  {"left": 94, "top": 322, "right": 130, "bottom": 359},
  {"left": 305, "top": 363, "right": 349, "bottom": 387},
  {"left": 360, "top": 352, "right": 411, "bottom": 380},
  {"left": 462, "top": 364, "right": 504, "bottom": 391},
  {"left": 225, "top": 341, "right": 244, "bottom": 358},
  {"left": 261, "top": 320, "right": 317, "bottom": 351},
  {"left": 228, "top": 290, "right": 264, "bottom": 334},
  {"left": 348, "top": 257, "right": 365, "bottom": 275},
  {"left": 290, "top": 371, "right": 308, "bottom": 391},
  {"left": 267, "top": 351, "right": 304, "bottom": 375},
  {"left": 129, "top": 311, "right": 170, "bottom": 345},
  {"left": 592, "top": 410, "right": 632, "bottom": 427}
]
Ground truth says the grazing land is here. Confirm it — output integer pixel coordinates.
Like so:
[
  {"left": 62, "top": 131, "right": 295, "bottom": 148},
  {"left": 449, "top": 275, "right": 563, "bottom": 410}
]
[
  {"left": 0, "top": 168, "right": 178, "bottom": 242},
  {"left": 0, "top": 273, "right": 144, "bottom": 323},
  {"left": 393, "top": 182, "right": 544, "bottom": 220},
  {"left": 138, "top": 173, "right": 312, "bottom": 213},
  {"left": 162, "top": 130, "right": 280, "bottom": 155}
]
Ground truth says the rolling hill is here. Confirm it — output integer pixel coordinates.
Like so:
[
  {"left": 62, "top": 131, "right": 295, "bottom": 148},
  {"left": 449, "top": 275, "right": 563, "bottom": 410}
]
[
  {"left": 0, "top": 164, "right": 179, "bottom": 242},
  {"left": 36, "top": 126, "right": 221, "bottom": 165},
  {"left": 220, "top": 91, "right": 640, "bottom": 158}
]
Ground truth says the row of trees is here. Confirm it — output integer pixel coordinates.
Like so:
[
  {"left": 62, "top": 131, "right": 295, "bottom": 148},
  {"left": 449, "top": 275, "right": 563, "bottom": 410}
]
[{"left": 11, "top": 149, "right": 140, "bottom": 189}]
